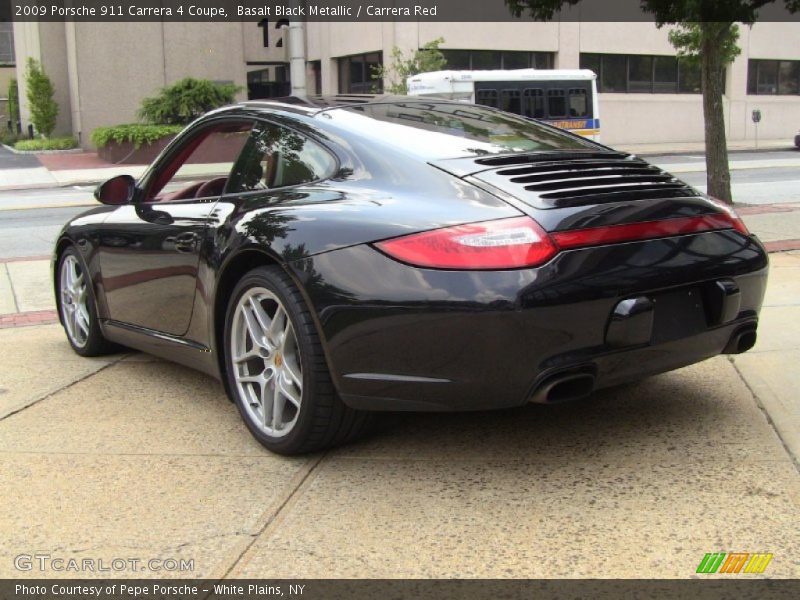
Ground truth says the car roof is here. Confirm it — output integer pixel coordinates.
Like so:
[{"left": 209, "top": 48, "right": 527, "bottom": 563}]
[{"left": 238, "top": 94, "right": 457, "bottom": 116}]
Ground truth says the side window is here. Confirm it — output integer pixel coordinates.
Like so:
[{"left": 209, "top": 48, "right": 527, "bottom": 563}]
[
  {"left": 523, "top": 88, "right": 545, "bottom": 118},
  {"left": 475, "top": 89, "right": 498, "bottom": 108},
  {"left": 147, "top": 121, "right": 253, "bottom": 202},
  {"left": 568, "top": 88, "right": 589, "bottom": 117},
  {"left": 547, "top": 89, "right": 567, "bottom": 118},
  {"left": 500, "top": 89, "right": 521, "bottom": 115},
  {"left": 227, "top": 122, "right": 336, "bottom": 194}
]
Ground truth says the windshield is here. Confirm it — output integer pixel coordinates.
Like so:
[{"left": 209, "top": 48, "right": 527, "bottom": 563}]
[{"left": 321, "top": 101, "right": 598, "bottom": 159}]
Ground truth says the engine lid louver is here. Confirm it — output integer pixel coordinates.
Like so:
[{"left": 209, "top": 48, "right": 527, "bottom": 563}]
[{"left": 469, "top": 152, "right": 699, "bottom": 209}]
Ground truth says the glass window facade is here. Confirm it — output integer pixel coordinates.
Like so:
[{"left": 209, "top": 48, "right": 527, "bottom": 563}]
[
  {"left": 441, "top": 50, "right": 555, "bottom": 70},
  {"left": 337, "top": 52, "right": 383, "bottom": 93},
  {"left": 748, "top": 59, "right": 800, "bottom": 95},
  {"left": 0, "top": 23, "right": 14, "bottom": 65},
  {"left": 581, "top": 53, "right": 702, "bottom": 94}
]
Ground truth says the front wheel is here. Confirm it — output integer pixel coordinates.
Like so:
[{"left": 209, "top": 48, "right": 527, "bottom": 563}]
[
  {"left": 57, "top": 246, "right": 116, "bottom": 356},
  {"left": 224, "top": 266, "right": 371, "bottom": 455}
]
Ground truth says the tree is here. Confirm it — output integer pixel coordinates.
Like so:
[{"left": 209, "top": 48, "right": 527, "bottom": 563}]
[
  {"left": 138, "top": 78, "right": 241, "bottom": 125},
  {"left": 7, "top": 77, "right": 19, "bottom": 126},
  {"left": 505, "top": 0, "right": 800, "bottom": 204},
  {"left": 25, "top": 58, "right": 59, "bottom": 138},
  {"left": 372, "top": 38, "right": 447, "bottom": 94},
  {"left": 667, "top": 22, "right": 741, "bottom": 203}
]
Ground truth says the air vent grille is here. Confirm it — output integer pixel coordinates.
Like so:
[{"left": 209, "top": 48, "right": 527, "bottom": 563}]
[{"left": 473, "top": 153, "right": 698, "bottom": 209}]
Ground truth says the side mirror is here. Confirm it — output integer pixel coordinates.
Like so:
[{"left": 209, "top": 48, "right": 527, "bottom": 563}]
[{"left": 95, "top": 175, "right": 136, "bottom": 205}]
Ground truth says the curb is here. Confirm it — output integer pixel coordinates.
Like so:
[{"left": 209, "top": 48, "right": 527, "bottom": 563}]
[
  {"left": 1, "top": 143, "right": 82, "bottom": 156},
  {"left": 632, "top": 146, "right": 798, "bottom": 157}
]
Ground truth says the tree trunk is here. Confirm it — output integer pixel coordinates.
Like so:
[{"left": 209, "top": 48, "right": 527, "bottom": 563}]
[{"left": 701, "top": 23, "right": 733, "bottom": 204}]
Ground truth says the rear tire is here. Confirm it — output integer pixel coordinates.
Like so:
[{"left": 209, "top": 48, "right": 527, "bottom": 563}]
[
  {"left": 57, "top": 246, "right": 117, "bottom": 357},
  {"left": 224, "top": 265, "right": 372, "bottom": 455}
]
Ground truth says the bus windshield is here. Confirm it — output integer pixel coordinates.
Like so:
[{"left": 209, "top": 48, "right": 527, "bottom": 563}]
[{"left": 330, "top": 101, "right": 598, "bottom": 157}]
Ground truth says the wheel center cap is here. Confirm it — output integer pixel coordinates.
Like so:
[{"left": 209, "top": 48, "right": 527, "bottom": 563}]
[{"left": 274, "top": 353, "right": 283, "bottom": 368}]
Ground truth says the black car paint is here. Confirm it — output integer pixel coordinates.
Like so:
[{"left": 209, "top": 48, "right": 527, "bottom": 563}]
[{"left": 54, "top": 101, "right": 769, "bottom": 411}]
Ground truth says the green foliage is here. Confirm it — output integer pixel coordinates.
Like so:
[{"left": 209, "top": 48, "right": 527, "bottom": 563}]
[
  {"left": 138, "top": 78, "right": 241, "bottom": 125},
  {"left": 14, "top": 137, "right": 78, "bottom": 151},
  {"left": 505, "top": 0, "right": 580, "bottom": 19},
  {"left": 372, "top": 38, "right": 448, "bottom": 94},
  {"left": 7, "top": 77, "right": 19, "bottom": 124},
  {"left": 25, "top": 58, "right": 59, "bottom": 137},
  {"left": 668, "top": 23, "right": 741, "bottom": 68},
  {"left": 0, "top": 128, "right": 20, "bottom": 146},
  {"left": 643, "top": 0, "right": 799, "bottom": 24},
  {"left": 506, "top": 0, "right": 799, "bottom": 21},
  {"left": 91, "top": 124, "right": 184, "bottom": 149}
]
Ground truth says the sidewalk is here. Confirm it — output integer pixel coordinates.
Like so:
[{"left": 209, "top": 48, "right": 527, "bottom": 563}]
[
  {"left": 619, "top": 137, "right": 797, "bottom": 156},
  {"left": 0, "top": 149, "right": 148, "bottom": 191},
  {"left": 0, "top": 138, "right": 797, "bottom": 191}
]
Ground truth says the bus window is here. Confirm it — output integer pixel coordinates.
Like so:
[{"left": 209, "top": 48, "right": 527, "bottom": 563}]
[
  {"left": 523, "top": 88, "right": 545, "bottom": 118},
  {"left": 500, "top": 89, "right": 521, "bottom": 114},
  {"left": 568, "top": 88, "right": 588, "bottom": 117},
  {"left": 476, "top": 89, "right": 498, "bottom": 108},
  {"left": 547, "top": 89, "right": 567, "bottom": 117}
]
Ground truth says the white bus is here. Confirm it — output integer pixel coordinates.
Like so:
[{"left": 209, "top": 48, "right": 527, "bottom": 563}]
[{"left": 407, "top": 69, "right": 600, "bottom": 140}]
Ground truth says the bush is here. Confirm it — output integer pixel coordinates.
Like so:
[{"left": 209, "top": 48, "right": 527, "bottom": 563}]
[
  {"left": 91, "top": 124, "right": 184, "bottom": 149},
  {"left": 25, "top": 58, "right": 59, "bottom": 137},
  {"left": 138, "top": 78, "right": 241, "bottom": 125},
  {"left": 14, "top": 137, "right": 79, "bottom": 151},
  {"left": 0, "top": 129, "right": 20, "bottom": 146},
  {"left": 8, "top": 77, "right": 19, "bottom": 125}
]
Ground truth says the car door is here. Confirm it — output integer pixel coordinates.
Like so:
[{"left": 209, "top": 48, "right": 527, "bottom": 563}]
[{"left": 96, "top": 119, "right": 254, "bottom": 337}]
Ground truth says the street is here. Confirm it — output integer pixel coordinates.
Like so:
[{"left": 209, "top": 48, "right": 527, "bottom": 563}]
[{"left": 0, "top": 149, "right": 798, "bottom": 259}]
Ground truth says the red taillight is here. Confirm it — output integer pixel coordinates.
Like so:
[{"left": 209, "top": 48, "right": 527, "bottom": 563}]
[
  {"left": 705, "top": 196, "right": 750, "bottom": 235},
  {"left": 552, "top": 214, "right": 745, "bottom": 250},
  {"left": 376, "top": 207, "right": 749, "bottom": 271},
  {"left": 375, "top": 216, "right": 557, "bottom": 270}
]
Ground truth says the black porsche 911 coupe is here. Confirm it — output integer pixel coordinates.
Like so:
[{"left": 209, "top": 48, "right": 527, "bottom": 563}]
[{"left": 54, "top": 96, "right": 768, "bottom": 454}]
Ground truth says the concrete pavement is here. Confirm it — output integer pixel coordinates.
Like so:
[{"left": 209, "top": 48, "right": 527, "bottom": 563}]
[{"left": 0, "top": 251, "right": 798, "bottom": 579}]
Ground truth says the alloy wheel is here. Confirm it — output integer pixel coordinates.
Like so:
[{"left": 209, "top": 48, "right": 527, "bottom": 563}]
[
  {"left": 230, "top": 287, "right": 303, "bottom": 438},
  {"left": 59, "top": 254, "right": 90, "bottom": 348}
]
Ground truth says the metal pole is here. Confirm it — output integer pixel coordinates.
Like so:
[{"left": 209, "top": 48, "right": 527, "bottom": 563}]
[{"left": 288, "top": 1, "right": 307, "bottom": 98}]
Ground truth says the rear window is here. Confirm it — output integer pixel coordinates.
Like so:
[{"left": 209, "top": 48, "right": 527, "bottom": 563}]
[{"left": 324, "top": 101, "right": 597, "bottom": 158}]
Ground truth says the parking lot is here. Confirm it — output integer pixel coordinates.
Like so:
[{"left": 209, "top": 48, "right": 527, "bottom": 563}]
[{"left": 1, "top": 251, "right": 798, "bottom": 579}]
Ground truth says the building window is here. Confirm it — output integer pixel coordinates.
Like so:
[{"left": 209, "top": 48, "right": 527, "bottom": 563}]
[
  {"left": 748, "top": 59, "right": 800, "bottom": 95},
  {"left": 337, "top": 52, "right": 382, "bottom": 93},
  {"left": 0, "top": 22, "right": 14, "bottom": 65},
  {"left": 654, "top": 56, "right": 678, "bottom": 93},
  {"left": 441, "top": 50, "right": 554, "bottom": 70},
  {"left": 247, "top": 68, "right": 290, "bottom": 100},
  {"left": 580, "top": 53, "right": 702, "bottom": 94}
]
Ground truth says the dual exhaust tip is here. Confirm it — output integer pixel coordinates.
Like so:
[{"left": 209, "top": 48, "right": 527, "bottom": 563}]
[
  {"left": 530, "top": 326, "right": 757, "bottom": 404},
  {"left": 529, "top": 371, "right": 595, "bottom": 405},
  {"left": 722, "top": 327, "right": 757, "bottom": 355}
]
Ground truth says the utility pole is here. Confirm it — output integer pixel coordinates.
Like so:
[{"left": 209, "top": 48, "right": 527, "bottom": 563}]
[{"left": 288, "top": 1, "right": 307, "bottom": 98}]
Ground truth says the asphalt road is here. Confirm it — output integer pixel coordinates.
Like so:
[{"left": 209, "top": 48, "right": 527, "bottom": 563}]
[{"left": 0, "top": 150, "right": 797, "bottom": 258}]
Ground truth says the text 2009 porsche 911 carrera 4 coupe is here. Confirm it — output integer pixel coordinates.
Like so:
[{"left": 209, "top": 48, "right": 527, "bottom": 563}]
[{"left": 54, "top": 97, "right": 768, "bottom": 454}]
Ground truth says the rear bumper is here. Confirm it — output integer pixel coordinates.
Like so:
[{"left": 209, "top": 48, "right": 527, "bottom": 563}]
[{"left": 293, "top": 230, "right": 768, "bottom": 412}]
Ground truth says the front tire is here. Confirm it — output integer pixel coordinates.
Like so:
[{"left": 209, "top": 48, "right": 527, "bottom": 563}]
[
  {"left": 224, "top": 266, "right": 371, "bottom": 455},
  {"left": 57, "top": 246, "right": 116, "bottom": 356}
]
